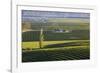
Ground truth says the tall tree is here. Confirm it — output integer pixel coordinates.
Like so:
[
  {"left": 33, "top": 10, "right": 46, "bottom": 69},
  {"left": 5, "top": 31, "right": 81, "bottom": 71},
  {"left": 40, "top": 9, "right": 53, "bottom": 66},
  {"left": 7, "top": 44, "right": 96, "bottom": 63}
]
[{"left": 39, "top": 28, "right": 44, "bottom": 48}]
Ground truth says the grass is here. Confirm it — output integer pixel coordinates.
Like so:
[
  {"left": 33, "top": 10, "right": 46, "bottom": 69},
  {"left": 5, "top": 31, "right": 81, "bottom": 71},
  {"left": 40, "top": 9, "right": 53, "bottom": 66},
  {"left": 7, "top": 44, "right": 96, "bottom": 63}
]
[
  {"left": 22, "top": 40, "right": 89, "bottom": 49},
  {"left": 22, "top": 30, "right": 89, "bottom": 41},
  {"left": 22, "top": 45, "right": 90, "bottom": 62},
  {"left": 22, "top": 40, "right": 90, "bottom": 62},
  {"left": 23, "top": 46, "right": 89, "bottom": 52},
  {"left": 22, "top": 30, "right": 90, "bottom": 62}
]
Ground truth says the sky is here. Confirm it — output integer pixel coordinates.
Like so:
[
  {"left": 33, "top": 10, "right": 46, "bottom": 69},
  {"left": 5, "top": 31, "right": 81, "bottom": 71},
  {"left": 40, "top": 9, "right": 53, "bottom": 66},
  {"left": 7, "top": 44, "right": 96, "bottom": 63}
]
[{"left": 22, "top": 10, "right": 90, "bottom": 23}]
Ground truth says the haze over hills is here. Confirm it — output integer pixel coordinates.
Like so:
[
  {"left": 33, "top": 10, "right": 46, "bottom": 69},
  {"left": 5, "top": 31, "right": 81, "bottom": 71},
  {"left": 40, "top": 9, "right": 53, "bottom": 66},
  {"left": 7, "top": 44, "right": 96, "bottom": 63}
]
[
  {"left": 22, "top": 10, "right": 90, "bottom": 32},
  {"left": 22, "top": 10, "right": 90, "bottom": 23}
]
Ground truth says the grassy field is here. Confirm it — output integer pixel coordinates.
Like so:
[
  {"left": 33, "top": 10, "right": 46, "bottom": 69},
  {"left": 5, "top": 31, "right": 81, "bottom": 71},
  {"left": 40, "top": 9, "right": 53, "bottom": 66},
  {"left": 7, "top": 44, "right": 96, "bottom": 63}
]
[
  {"left": 22, "top": 30, "right": 89, "bottom": 41},
  {"left": 22, "top": 44, "right": 90, "bottom": 62},
  {"left": 22, "top": 40, "right": 89, "bottom": 49},
  {"left": 22, "top": 11, "right": 90, "bottom": 62},
  {"left": 22, "top": 40, "right": 90, "bottom": 62},
  {"left": 22, "top": 29, "right": 90, "bottom": 62}
]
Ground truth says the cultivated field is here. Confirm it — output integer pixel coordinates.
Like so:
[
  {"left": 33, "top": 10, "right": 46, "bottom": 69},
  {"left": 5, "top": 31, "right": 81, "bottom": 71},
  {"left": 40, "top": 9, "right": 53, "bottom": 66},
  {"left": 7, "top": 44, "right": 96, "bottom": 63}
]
[
  {"left": 22, "top": 30, "right": 90, "bottom": 62},
  {"left": 22, "top": 11, "right": 90, "bottom": 62}
]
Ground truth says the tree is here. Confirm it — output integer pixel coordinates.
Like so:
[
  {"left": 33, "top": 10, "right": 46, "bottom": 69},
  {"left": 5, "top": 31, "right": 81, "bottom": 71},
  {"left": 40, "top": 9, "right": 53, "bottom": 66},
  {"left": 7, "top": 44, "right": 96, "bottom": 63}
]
[{"left": 39, "top": 28, "right": 44, "bottom": 48}]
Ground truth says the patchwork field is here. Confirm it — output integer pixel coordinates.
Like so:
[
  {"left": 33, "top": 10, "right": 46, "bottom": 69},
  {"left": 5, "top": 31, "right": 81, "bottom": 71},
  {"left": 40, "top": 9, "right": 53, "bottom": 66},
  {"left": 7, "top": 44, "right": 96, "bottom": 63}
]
[
  {"left": 22, "top": 30, "right": 89, "bottom": 41},
  {"left": 22, "top": 40, "right": 90, "bottom": 62},
  {"left": 21, "top": 10, "right": 90, "bottom": 62},
  {"left": 22, "top": 24, "right": 90, "bottom": 62}
]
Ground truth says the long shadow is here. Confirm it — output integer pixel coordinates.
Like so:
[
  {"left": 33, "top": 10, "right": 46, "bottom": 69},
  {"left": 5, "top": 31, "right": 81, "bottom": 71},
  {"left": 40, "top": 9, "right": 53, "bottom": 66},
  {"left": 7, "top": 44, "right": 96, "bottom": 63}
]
[
  {"left": 22, "top": 44, "right": 90, "bottom": 62},
  {"left": 43, "top": 41, "right": 89, "bottom": 48},
  {"left": 22, "top": 41, "right": 90, "bottom": 62}
]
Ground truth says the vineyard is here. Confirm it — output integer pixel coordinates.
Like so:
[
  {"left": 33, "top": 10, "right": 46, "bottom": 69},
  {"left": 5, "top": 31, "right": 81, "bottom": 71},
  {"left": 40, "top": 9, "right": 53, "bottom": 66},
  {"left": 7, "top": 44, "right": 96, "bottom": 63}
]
[
  {"left": 22, "top": 10, "right": 90, "bottom": 62},
  {"left": 22, "top": 30, "right": 90, "bottom": 62}
]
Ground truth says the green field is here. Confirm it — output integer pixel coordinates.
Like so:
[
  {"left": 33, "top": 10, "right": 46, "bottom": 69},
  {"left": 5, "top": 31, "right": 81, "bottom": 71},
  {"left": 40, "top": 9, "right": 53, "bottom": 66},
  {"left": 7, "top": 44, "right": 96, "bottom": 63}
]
[
  {"left": 22, "top": 30, "right": 89, "bottom": 41},
  {"left": 22, "top": 10, "right": 90, "bottom": 62},
  {"left": 22, "top": 22, "right": 90, "bottom": 62},
  {"left": 22, "top": 40, "right": 89, "bottom": 49},
  {"left": 22, "top": 48, "right": 90, "bottom": 62},
  {"left": 22, "top": 45, "right": 89, "bottom": 62},
  {"left": 22, "top": 40, "right": 90, "bottom": 62}
]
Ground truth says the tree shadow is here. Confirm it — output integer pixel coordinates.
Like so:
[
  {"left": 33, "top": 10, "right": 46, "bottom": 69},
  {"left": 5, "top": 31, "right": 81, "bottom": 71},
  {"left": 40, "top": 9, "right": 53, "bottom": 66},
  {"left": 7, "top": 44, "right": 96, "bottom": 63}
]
[{"left": 43, "top": 41, "right": 89, "bottom": 48}]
